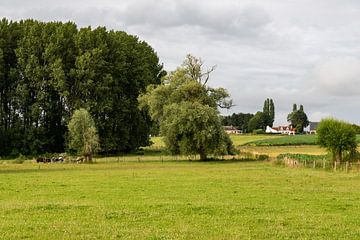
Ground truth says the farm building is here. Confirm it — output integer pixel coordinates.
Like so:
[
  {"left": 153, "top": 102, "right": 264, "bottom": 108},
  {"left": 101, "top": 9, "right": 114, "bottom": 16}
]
[
  {"left": 224, "top": 125, "right": 242, "bottom": 134},
  {"left": 266, "top": 125, "right": 296, "bottom": 135},
  {"left": 305, "top": 122, "right": 319, "bottom": 134}
]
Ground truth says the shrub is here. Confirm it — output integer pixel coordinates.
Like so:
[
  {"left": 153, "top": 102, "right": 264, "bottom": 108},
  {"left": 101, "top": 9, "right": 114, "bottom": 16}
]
[
  {"left": 317, "top": 118, "right": 357, "bottom": 162},
  {"left": 253, "top": 129, "right": 265, "bottom": 134}
]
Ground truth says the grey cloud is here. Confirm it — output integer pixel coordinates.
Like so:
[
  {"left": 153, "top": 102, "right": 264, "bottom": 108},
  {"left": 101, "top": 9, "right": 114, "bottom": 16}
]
[
  {"left": 308, "top": 57, "right": 360, "bottom": 96},
  {"left": 122, "top": 1, "right": 272, "bottom": 41},
  {"left": 0, "top": 0, "right": 360, "bottom": 124}
]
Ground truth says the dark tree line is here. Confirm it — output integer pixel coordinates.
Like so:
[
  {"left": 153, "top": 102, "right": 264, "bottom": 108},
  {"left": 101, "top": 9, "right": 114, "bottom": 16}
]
[
  {"left": 222, "top": 113, "right": 254, "bottom": 133},
  {"left": 223, "top": 98, "right": 275, "bottom": 132},
  {"left": 0, "top": 18, "right": 164, "bottom": 156}
]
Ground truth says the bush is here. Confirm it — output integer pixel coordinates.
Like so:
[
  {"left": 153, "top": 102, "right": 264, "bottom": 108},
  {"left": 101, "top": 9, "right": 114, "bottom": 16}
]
[
  {"left": 13, "top": 154, "right": 26, "bottom": 164},
  {"left": 253, "top": 129, "right": 265, "bottom": 134},
  {"left": 256, "top": 154, "right": 269, "bottom": 161},
  {"left": 277, "top": 153, "right": 328, "bottom": 162},
  {"left": 317, "top": 118, "right": 357, "bottom": 162}
]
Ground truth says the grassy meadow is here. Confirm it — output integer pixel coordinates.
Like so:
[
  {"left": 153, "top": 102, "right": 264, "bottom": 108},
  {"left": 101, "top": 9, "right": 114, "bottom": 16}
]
[
  {"left": 2, "top": 161, "right": 360, "bottom": 239},
  {"left": 1, "top": 134, "right": 360, "bottom": 239},
  {"left": 148, "top": 135, "right": 360, "bottom": 158}
]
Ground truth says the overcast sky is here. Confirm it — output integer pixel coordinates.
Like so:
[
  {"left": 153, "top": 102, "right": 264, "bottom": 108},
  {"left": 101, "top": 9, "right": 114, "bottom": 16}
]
[{"left": 1, "top": 0, "right": 360, "bottom": 125}]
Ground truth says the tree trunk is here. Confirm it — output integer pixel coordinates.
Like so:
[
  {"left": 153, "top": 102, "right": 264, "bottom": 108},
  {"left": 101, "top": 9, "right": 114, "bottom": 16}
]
[
  {"left": 199, "top": 147, "right": 207, "bottom": 161},
  {"left": 337, "top": 150, "right": 342, "bottom": 163}
]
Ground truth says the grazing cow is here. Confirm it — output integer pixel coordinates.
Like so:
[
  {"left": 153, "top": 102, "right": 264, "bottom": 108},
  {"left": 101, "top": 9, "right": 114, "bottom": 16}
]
[{"left": 51, "top": 157, "right": 64, "bottom": 163}]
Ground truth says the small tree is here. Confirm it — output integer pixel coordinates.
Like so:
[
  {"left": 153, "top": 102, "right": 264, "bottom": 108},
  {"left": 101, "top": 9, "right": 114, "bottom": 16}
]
[
  {"left": 68, "top": 108, "right": 99, "bottom": 162},
  {"left": 317, "top": 118, "right": 357, "bottom": 163}
]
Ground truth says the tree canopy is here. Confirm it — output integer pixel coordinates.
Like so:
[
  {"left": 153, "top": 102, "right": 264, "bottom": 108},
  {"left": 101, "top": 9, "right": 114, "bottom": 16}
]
[
  {"left": 287, "top": 104, "right": 309, "bottom": 133},
  {"left": 246, "top": 98, "right": 274, "bottom": 132},
  {"left": 0, "top": 18, "right": 164, "bottom": 156},
  {"left": 68, "top": 108, "right": 99, "bottom": 161},
  {"left": 263, "top": 98, "right": 275, "bottom": 127},
  {"left": 248, "top": 111, "right": 271, "bottom": 132},
  {"left": 139, "top": 54, "right": 234, "bottom": 160},
  {"left": 317, "top": 118, "right": 357, "bottom": 163}
]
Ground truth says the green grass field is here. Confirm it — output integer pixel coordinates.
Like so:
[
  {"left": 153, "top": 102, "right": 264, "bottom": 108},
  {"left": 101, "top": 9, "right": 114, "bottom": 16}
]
[
  {"left": 1, "top": 134, "right": 360, "bottom": 239},
  {"left": 1, "top": 161, "right": 360, "bottom": 239},
  {"left": 245, "top": 134, "right": 360, "bottom": 146},
  {"left": 245, "top": 134, "right": 318, "bottom": 146},
  {"left": 229, "top": 134, "right": 282, "bottom": 147},
  {"left": 147, "top": 135, "right": 283, "bottom": 149},
  {"left": 240, "top": 145, "right": 327, "bottom": 157},
  {"left": 149, "top": 134, "right": 360, "bottom": 149}
]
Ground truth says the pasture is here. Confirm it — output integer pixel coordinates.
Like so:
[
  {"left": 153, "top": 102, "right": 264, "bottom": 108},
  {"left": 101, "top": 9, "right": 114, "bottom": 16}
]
[
  {"left": 150, "top": 134, "right": 360, "bottom": 149},
  {"left": 2, "top": 161, "right": 360, "bottom": 239},
  {"left": 1, "top": 134, "right": 360, "bottom": 239},
  {"left": 148, "top": 135, "right": 360, "bottom": 158}
]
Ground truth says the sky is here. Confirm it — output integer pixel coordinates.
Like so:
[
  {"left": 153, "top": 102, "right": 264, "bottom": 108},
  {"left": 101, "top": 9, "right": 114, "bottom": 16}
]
[{"left": 1, "top": 0, "right": 360, "bottom": 125}]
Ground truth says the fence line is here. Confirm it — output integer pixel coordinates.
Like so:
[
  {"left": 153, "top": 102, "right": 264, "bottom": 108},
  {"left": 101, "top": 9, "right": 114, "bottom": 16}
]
[{"left": 282, "top": 157, "right": 360, "bottom": 173}]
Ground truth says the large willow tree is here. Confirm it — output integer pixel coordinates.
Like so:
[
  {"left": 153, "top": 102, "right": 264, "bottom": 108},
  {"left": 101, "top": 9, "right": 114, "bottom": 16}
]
[
  {"left": 139, "top": 55, "right": 234, "bottom": 160},
  {"left": 0, "top": 18, "right": 164, "bottom": 156}
]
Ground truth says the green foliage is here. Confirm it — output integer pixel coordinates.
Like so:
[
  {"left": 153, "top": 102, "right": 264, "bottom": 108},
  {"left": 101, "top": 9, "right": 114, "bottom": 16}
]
[
  {"left": 248, "top": 111, "right": 271, "bottom": 132},
  {"left": 0, "top": 18, "right": 163, "bottom": 156},
  {"left": 352, "top": 124, "right": 360, "bottom": 134},
  {"left": 262, "top": 98, "right": 275, "bottom": 127},
  {"left": 139, "top": 54, "right": 234, "bottom": 160},
  {"left": 253, "top": 129, "right": 265, "bottom": 134},
  {"left": 277, "top": 153, "right": 329, "bottom": 161},
  {"left": 221, "top": 112, "right": 254, "bottom": 133},
  {"left": 317, "top": 118, "right": 357, "bottom": 162},
  {"left": 161, "top": 102, "right": 233, "bottom": 157},
  {"left": 287, "top": 103, "right": 309, "bottom": 133},
  {"left": 247, "top": 98, "right": 274, "bottom": 131},
  {"left": 68, "top": 108, "right": 99, "bottom": 161},
  {"left": 246, "top": 134, "right": 318, "bottom": 146}
]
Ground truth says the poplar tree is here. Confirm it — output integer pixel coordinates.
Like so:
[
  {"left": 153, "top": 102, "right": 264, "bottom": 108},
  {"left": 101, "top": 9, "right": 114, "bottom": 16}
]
[{"left": 0, "top": 18, "right": 164, "bottom": 156}]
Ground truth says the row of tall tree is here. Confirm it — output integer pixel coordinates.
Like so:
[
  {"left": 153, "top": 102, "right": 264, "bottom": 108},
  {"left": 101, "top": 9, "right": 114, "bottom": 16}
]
[
  {"left": 0, "top": 18, "right": 164, "bottom": 156},
  {"left": 221, "top": 113, "right": 254, "bottom": 133},
  {"left": 223, "top": 101, "right": 314, "bottom": 133},
  {"left": 222, "top": 98, "right": 275, "bottom": 132}
]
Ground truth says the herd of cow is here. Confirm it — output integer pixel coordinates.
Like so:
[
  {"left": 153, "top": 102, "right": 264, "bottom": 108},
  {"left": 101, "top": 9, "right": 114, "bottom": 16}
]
[{"left": 36, "top": 156, "right": 85, "bottom": 163}]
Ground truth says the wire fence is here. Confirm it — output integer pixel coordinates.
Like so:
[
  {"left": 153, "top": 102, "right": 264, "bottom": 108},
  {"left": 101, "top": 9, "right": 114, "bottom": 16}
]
[{"left": 282, "top": 157, "right": 360, "bottom": 173}]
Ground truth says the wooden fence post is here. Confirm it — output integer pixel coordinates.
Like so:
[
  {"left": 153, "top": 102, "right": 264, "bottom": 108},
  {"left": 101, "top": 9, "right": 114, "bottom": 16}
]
[
  {"left": 323, "top": 159, "right": 325, "bottom": 169},
  {"left": 313, "top": 160, "right": 316, "bottom": 168},
  {"left": 334, "top": 161, "right": 337, "bottom": 171},
  {"left": 304, "top": 159, "right": 307, "bottom": 168}
]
